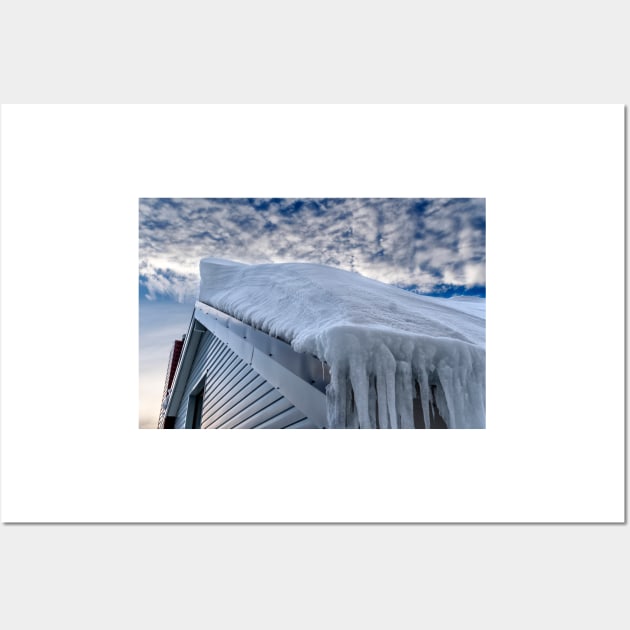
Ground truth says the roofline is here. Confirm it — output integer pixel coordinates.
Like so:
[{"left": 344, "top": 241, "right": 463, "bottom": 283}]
[{"left": 164, "top": 311, "right": 205, "bottom": 417}]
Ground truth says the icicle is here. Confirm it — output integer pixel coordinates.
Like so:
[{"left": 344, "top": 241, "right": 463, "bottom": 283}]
[
  {"left": 374, "top": 376, "right": 388, "bottom": 429},
  {"left": 371, "top": 342, "right": 396, "bottom": 429},
  {"left": 322, "top": 323, "right": 485, "bottom": 429},
  {"left": 346, "top": 381, "right": 359, "bottom": 429},
  {"left": 418, "top": 368, "right": 432, "bottom": 430},
  {"left": 368, "top": 374, "right": 377, "bottom": 429},
  {"left": 349, "top": 358, "right": 372, "bottom": 429},
  {"left": 327, "top": 364, "right": 348, "bottom": 429},
  {"left": 385, "top": 362, "right": 398, "bottom": 429},
  {"left": 433, "top": 364, "right": 453, "bottom": 428},
  {"left": 396, "top": 361, "right": 414, "bottom": 429}
]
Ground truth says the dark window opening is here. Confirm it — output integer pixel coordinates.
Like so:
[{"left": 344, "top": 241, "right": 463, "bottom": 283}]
[
  {"left": 191, "top": 391, "right": 203, "bottom": 429},
  {"left": 186, "top": 378, "right": 206, "bottom": 429}
]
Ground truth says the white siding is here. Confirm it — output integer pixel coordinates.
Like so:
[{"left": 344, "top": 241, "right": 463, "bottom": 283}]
[
  {"left": 173, "top": 331, "right": 217, "bottom": 428},
  {"left": 174, "top": 328, "right": 313, "bottom": 429}
]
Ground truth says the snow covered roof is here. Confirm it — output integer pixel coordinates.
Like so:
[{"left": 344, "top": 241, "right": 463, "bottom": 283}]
[
  {"left": 200, "top": 258, "right": 484, "bottom": 347},
  {"left": 199, "top": 258, "right": 485, "bottom": 429}
]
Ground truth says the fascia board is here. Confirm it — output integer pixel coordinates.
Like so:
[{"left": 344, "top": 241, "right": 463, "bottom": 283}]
[
  {"left": 194, "top": 303, "right": 327, "bottom": 427},
  {"left": 165, "top": 310, "right": 205, "bottom": 416}
]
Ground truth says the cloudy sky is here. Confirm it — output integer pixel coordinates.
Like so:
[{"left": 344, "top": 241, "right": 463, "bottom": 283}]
[{"left": 139, "top": 198, "right": 485, "bottom": 428}]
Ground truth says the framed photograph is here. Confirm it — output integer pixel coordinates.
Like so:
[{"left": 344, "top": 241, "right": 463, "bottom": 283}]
[
  {"left": 140, "top": 197, "right": 486, "bottom": 432},
  {"left": 1, "top": 105, "right": 623, "bottom": 522}
]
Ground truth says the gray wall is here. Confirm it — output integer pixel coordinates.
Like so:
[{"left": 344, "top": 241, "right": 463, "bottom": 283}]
[{"left": 174, "top": 328, "right": 319, "bottom": 429}]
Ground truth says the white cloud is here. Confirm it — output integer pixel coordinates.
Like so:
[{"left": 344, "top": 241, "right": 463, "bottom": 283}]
[{"left": 139, "top": 198, "right": 485, "bottom": 299}]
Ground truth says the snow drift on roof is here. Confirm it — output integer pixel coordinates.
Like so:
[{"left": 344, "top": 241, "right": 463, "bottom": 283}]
[{"left": 199, "top": 258, "right": 485, "bottom": 429}]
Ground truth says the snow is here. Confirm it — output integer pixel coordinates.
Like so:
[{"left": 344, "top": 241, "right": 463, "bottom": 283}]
[{"left": 198, "top": 258, "right": 485, "bottom": 429}]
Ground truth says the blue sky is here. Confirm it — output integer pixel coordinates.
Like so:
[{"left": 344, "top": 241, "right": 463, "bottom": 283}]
[{"left": 139, "top": 198, "right": 485, "bottom": 427}]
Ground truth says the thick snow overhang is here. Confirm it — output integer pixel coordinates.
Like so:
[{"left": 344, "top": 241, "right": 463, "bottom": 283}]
[{"left": 196, "top": 258, "right": 486, "bottom": 429}]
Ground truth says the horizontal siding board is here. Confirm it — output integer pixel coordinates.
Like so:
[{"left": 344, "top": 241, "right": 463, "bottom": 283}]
[
  {"left": 199, "top": 339, "right": 224, "bottom": 379},
  {"left": 199, "top": 337, "right": 226, "bottom": 374},
  {"left": 234, "top": 397, "right": 296, "bottom": 429},
  {"left": 203, "top": 369, "right": 260, "bottom": 423},
  {"left": 204, "top": 361, "right": 250, "bottom": 405},
  {"left": 186, "top": 334, "right": 211, "bottom": 387},
  {"left": 203, "top": 375, "right": 268, "bottom": 428},
  {"left": 204, "top": 352, "right": 242, "bottom": 397},
  {"left": 216, "top": 388, "right": 281, "bottom": 429},
  {"left": 203, "top": 344, "right": 231, "bottom": 384},
  {"left": 202, "top": 364, "right": 251, "bottom": 418},
  {"left": 194, "top": 341, "right": 232, "bottom": 422},
  {"left": 246, "top": 407, "right": 307, "bottom": 430}
]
